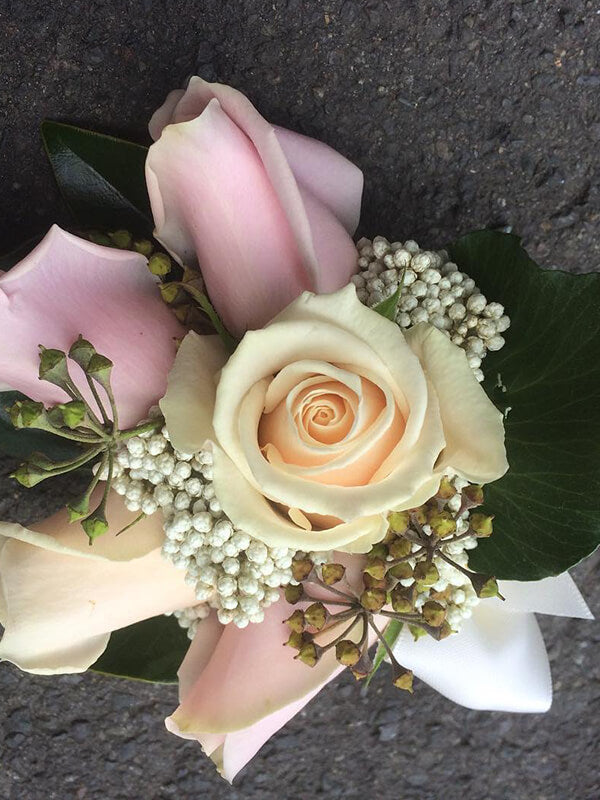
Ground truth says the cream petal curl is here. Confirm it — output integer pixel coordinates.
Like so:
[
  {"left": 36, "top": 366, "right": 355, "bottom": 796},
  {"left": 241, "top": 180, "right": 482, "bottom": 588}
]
[
  {"left": 160, "top": 331, "right": 229, "bottom": 453},
  {"left": 405, "top": 323, "right": 508, "bottom": 483}
]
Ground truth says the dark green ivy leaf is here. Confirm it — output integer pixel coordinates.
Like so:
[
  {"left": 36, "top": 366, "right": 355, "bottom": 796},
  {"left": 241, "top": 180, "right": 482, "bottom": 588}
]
[
  {"left": 0, "top": 391, "right": 81, "bottom": 461},
  {"left": 41, "top": 121, "right": 152, "bottom": 234},
  {"left": 91, "top": 615, "right": 190, "bottom": 684},
  {"left": 449, "top": 230, "right": 600, "bottom": 580}
]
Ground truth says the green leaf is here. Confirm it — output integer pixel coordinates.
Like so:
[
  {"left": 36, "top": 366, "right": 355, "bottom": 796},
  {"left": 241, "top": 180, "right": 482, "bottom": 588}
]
[
  {"left": 365, "top": 619, "right": 402, "bottom": 688},
  {"left": 373, "top": 286, "right": 401, "bottom": 321},
  {"left": 41, "top": 121, "right": 152, "bottom": 234},
  {"left": 449, "top": 230, "right": 600, "bottom": 580},
  {"left": 0, "top": 391, "right": 81, "bottom": 461},
  {"left": 91, "top": 615, "right": 190, "bottom": 683}
]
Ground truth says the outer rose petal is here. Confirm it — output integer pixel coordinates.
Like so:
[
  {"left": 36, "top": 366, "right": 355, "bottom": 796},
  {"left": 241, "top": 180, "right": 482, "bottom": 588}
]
[
  {"left": 0, "top": 490, "right": 195, "bottom": 674},
  {"left": 146, "top": 77, "right": 362, "bottom": 334},
  {"left": 146, "top": 101, "right": 311, "bottom": 336},
  {"left": 148, "top": 88, "right": 185, "bottom": 140},
  {"left": 160, "top": 331, "right": 229, "bottom": 453},
  {"left": 149, "top": 77, "right": 363, "bottom": 236},
  {"left": 0, "top": 226, "right": 184, "bottom": 428},
  {"left": 168, "top": 597, "right": 355, "bottom": 735},
  {"left": 405, "top": 323, "right": 508, "bottom": 483}
]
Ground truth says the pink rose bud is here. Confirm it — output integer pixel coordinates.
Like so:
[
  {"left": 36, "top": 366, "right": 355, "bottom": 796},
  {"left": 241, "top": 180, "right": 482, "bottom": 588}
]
[{"left": 146, "top": 78, "right": 363, "bottom": 336}]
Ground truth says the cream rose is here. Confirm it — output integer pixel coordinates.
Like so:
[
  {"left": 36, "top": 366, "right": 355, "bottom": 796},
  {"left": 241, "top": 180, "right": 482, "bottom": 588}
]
[{"left": 161, "top": 285, "right": 508, "bottom": 553}]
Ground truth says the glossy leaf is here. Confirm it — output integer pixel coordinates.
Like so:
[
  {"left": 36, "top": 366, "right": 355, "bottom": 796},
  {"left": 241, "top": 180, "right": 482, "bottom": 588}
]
[
  {"left": 373, "top": 286, "right": 401, "bottom": 321},
  {"left": 91, "top": 615, "right": 190, "bottom": 683},
  {"left": 41, "top": 121, "right": 152, "bottom": 234},
  {"left": 0, "top": 391, "right": 81, "bottom": 461},
  {"left": 449, "top": 230, "right": 600, "bottom": 580}
]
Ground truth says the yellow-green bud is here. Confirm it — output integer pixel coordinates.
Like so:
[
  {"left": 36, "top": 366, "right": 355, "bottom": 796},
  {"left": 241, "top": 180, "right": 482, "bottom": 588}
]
[
  {"left": 369, "top": 542, "right": 389, "bottom": 560},
  {"left": 296, "top": 642, "right": 321, "bottom": 667},
  {"left": 392, "top": 666, "right": 414, "bottom": 692},
  {"left": 133, "top": 239, "right": 154, "bottom": 257},
  {"left": 391, "top": 586, "right": 413, "bottom": 614},
  {"left": 321, "top": 563, "right": 345, "bottom": 585},
  {"left": 68, "top": 336, "right": 96, "bottom": 370},
  {"left": 388, "top": 510, "right": 410, "bottom": 533},
  {"left": 285, "top": 630, "right": 307, "bottom": 650},
  {"left": 13, "top": 400, "right": 44, "bottom": 428},
  {"left": 86, "top": 353, "right": 113, "bottom": 388},
  {"left": 470, "top": 512, "right": 494, "bottom": 538},
  {"left": 304, "top": 602, "right": 327, "bottom": 630},
  {"left": 360, "top": 588, "right": 386, "bottom": 612},
  {"left": 363, "top": 572, "right": 388, "bottom": 590},
  {"left": 11, "top": 463, "right": 49, "bottom": 488},
  {"left": 413, "top": 506, "right": 428, "bottom": 525},
  {"left": 387, "top": 562, "right": 413, "bottom": 581},
  {"left": 388, "top": 537, "right": 412, "bottom": 559},
  {"left": 437, "top": 621, "right": 453, "bottom": 640},
  {"left": 428, "top": 509, "right": 456, "bottom": 538},
  {"left": 285, "top": 609, "right": 305, "bottom": 633},
  {"left": 291, "top": 557, "right": 314, "bottom": 582},
  {"left": 471, "top": 574, "right": 503, "bottom": 599},
  {"left": 363, "top": 557, "right": 387, "bottom": 581},
  {"left": 55, "top": 400, "right": 87, "bottom": 429},
  {"left": 408, "top": 624, "right": 428, "bottom": 642},
  {"left": 39, "top": 347, "right": 70, "bottom": 387},
  {"left": 284, "top": 584, "right": 305, "bottom": 604},
  {"left": 160, "top": 282, "right": 181, "bottom": 304},
  {"left": 108, "top": 229, "right": 132, "bottom": 249},
  {"left": 437, "top": 476, "right": 455, "bottom": 499},
  {"left": 422, "top": 600, "right": 446, "bottom": 627},
  {"left": 335, "top": 640, "right": 361, "bottom": 667},
  {"left": 414, "top": 561, "right": 439, "bottom": 587},
  {"left": 87, "top": 231, "right": 112, "bottom": 247},
  {"left": 463, "top": 484, "right": 484, "bottom": 507},
  {"left": 81, "top": 510, "right": 109, "bottom": 541},
  {"left": 148, "top": 253, "right": 172, "bottom": 276}
]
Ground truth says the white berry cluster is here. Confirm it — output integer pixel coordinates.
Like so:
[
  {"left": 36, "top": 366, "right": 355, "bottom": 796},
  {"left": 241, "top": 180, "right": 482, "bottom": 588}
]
[
  {"left": 112, "top": 439, "right": 292, "bottom": 628},
  {"left": 104, "top": 417, "right": 328, "bottom": 632},
  {"left": 395, "top": 475, "right": 480, "bottom": 631},
  {"left": 352, "top": 236, "right": 510, "bottom": 382}
]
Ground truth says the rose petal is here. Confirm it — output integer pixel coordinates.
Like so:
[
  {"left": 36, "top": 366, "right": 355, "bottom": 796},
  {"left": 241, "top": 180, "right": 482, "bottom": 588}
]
[
  {"left": 167, "top": 596, "right": 357, "bottom": 735},
  {"left": 392, "top": 603, "right": 552, "bottom": 712},
  {"left": 147, "top": 78, "right": 362, "bottom": 332},
  {"left": 150, "top": 78, "right": 363, "bottom": 237},
  {"left": 0, "top": 490, "right": 195, "bottom": 674},
  {"left": 146, "top": 100, "right": 313, "bottom": 336},
  {"left": 213, "top": 288, "right": 443, "bottom": 520},
  {"left": 148, "top": 88, "right": 185, "bottom": 140},
  {"left": 0, "top": 226, "right": 184, "bottom": 428},
  {"left": 160, "top": 331, "right": 229, "bottom": 453},
  {"left": 405, "top": 323, "right": 508, "bottom": 483},
  {"left": 212, "top": 444, "right": 388, "bottom": 552}
]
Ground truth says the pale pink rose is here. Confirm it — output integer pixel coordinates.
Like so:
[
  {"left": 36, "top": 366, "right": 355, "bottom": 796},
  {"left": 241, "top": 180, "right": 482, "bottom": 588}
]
[
  {"left": 0, "top": 225, "right": 191, "bottom": 672},
  {"left": 0, "top": 225, "right": 184, "bottom": 428},
  {"left": 161, "top": 285, "right": 509, "bottom": 555},
  {"left": 146, "top": 77, "right": 363, "bottom": 336},
  {"left": 0, "top": 489, "right": 196, "bottom": 673},
  {"left": 164, "top": 554, "right": 377, "bottom": 782}
]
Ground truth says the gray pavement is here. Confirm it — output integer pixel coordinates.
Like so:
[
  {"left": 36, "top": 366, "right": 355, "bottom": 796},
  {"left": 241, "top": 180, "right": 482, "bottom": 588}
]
[{"left": 1, "top": 1, "right": 599, "bottom": 798}]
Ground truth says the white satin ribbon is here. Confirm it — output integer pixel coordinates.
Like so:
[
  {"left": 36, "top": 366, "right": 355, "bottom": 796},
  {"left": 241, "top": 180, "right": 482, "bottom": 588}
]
[{"left": 391, "top": 572, "right": 592, "bottom": 713}]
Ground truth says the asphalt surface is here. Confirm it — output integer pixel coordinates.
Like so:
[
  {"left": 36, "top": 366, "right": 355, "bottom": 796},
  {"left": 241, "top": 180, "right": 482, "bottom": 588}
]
[{"left": 1, "top": 1, "right": 599, "bottom": 798}]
